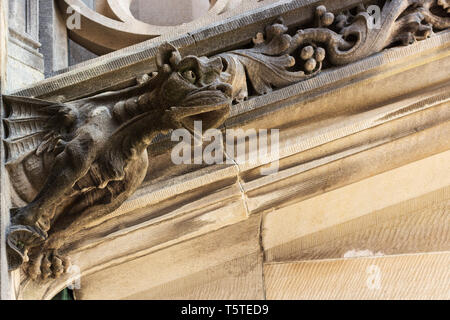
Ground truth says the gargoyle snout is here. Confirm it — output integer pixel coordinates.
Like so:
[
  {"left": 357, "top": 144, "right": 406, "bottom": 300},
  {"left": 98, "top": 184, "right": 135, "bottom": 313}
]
[{"left": 210, "top": 82, "right": 233, "bottom": 98}]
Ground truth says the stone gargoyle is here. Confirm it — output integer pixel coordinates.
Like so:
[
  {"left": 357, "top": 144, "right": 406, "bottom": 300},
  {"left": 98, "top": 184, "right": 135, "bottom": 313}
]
[{"left": 4, "top": 43, "right": 233, "bottom": 279}]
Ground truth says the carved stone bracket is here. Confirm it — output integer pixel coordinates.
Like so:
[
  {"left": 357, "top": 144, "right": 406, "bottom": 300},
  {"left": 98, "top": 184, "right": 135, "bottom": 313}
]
[
  {"left": 3, "top": 0, "right": 449, "bottom": 285},
  {"left": 4, "top": 43, "right": 233, "bottom": 279}
]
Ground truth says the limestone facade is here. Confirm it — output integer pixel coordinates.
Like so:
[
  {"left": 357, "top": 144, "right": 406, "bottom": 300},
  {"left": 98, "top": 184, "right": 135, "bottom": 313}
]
[{"left": 0, "top": 0, "right": 449, "bottom": 300}]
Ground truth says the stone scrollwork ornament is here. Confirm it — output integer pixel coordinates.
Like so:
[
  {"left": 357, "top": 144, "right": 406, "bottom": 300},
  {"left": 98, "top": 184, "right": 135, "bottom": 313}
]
[
  {"left": 4, "top": 0, "right": 449, "bottom": 281},
  {"left": 218, "top": 19, "right": 326, "bottom": 101},
  {"left": 288, "top": 0, "right": 450, "bottom": 66},
  {"left": 217, "top": 0, "right": 450, "bottom": 101}
]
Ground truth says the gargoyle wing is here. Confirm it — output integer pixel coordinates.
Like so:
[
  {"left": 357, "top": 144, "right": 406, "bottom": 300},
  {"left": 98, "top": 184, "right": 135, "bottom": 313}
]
[
  {"left": 2, "top": 95, "right": 75, "bottom": 203},
  {"left": 2, "top": 78, "right": 153, "bottom": 166},
  {"left": 2, "top": 81, "right": 154, "bottom": 204},
  {"left": 2, "top": 95, "right": 72, "bottom": 164}
]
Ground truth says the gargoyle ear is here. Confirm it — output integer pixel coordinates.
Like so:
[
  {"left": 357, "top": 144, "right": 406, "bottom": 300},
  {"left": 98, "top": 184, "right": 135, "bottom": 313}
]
[{"left": 156, "top": 42, "right": 181, "bottom": 73}]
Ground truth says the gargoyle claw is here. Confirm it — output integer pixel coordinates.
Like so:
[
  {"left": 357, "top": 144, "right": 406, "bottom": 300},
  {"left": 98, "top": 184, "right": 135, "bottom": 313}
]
[
  {"left": 7, "top": 224, "right": 46, "bottom": 271},
  {"left": 26, "top": 250, "right": 71, "bottom": 280}
]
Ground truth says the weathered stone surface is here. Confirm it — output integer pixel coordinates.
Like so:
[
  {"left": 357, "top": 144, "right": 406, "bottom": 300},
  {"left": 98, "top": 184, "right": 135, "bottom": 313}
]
[
  {"left": 265, "top": 187, "right": 450, "bottom": 262},
  {"left": 130, "top": 0, "right": 211, "bottom": 26},
  {"left": 240, "top": 83, "right": 450, "bottom": 213},
  {"left": 75, "top": 214, "right": 263, "bottom": 300},
  {"left": 2, "top": 0, "right": 449, "bottom": 300},
  {"left": 264, "top": 251, "right": 450, "bottom": 299},
  {"left": 39, "top": 0, "right": 69, "bottom": 77},
  {"left": 263, "top": 150, "right": 450, "bottom": 261},
  {"left": 57, "top": 0, "right": 272, "bottom": 54},
  {"left": 6, "top": 0, "right": 44, "bottom": 91}
]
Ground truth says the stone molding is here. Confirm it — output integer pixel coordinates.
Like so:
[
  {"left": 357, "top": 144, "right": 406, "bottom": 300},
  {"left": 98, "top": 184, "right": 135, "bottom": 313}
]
[
  {"left": 56, "top": 0, "right": 271, "bottom": 55},
  {"left": 9, "top": 0, "right": 368, "bottom": 99}
]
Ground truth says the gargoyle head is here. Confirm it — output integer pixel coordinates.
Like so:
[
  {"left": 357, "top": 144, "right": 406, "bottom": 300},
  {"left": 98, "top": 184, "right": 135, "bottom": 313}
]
[{"left": 154, "top": 43, "right": 232, "bottom": 132}]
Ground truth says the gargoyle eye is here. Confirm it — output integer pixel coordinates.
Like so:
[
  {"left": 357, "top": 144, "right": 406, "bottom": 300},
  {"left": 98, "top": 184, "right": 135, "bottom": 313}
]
[{"left": 181, "top": 70, "right": 197, "bottom": 84}]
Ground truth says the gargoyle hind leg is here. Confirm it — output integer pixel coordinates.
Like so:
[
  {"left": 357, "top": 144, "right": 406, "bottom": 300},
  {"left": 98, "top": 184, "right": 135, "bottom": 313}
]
[
  {"left": 7, "top": 130, "right": 103, "bottom": 270},
  {"left": 25, "top": 153, "right": 148, "bottom": 279},
  {"left": 166, "top": 102, "right": 230, "bottom": 132}
]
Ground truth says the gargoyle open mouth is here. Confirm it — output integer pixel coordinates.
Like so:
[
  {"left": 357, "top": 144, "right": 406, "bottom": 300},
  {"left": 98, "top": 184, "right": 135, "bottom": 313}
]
[{"left": 173, "top": 84, "right": 232, "bottom": 133}]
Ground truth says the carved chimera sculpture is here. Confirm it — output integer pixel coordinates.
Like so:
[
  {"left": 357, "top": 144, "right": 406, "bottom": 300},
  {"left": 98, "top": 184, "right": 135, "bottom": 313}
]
[
  {"left": 4, "top": 1, "right": 449, "bottom": 281},
  {"left": 5, "top": 43, "right": 233, "bottom": 279}
]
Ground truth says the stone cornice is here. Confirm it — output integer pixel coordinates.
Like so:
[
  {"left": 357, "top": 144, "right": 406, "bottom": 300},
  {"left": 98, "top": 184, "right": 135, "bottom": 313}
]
[
  {"left": 9, "top": 0, "right": 368, "bottom": 100},
  {"left": 57, "top": 0, "right": 273, "bottom": 55}
]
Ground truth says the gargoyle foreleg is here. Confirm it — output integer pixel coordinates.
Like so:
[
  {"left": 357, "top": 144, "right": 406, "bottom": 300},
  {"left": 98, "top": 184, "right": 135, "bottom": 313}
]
[
  {"left": 165, "top": 102, "right": 230, "bottom": 132},
  {"left": 26, "top": 249, "right": 70, "bottom": 280},
  {"left": 12, "top": 131, "right": 103, "bottom": 232},
  {"left": 7, "top": 123, "right": 109, "bottom": 272}
]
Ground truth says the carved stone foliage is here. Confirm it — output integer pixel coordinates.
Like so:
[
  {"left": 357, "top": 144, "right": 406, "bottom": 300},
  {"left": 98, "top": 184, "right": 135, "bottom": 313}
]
[
  {"left": 287, "top": 0, "right": 450, "bottom": 66},
  {"left": 217, "top": 0, "right": 449, "bottom": 100},
  {"left": 219, "top": 20, "right": 325, "bottom": 101},
  {"left": 4, "top": 1, "right": 449, "bottom": 282}
]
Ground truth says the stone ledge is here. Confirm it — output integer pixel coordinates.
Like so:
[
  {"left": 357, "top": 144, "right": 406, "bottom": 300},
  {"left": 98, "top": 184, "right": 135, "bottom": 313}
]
[{"left": 8, "top": 0, "right": 367, "bottom": 100}]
